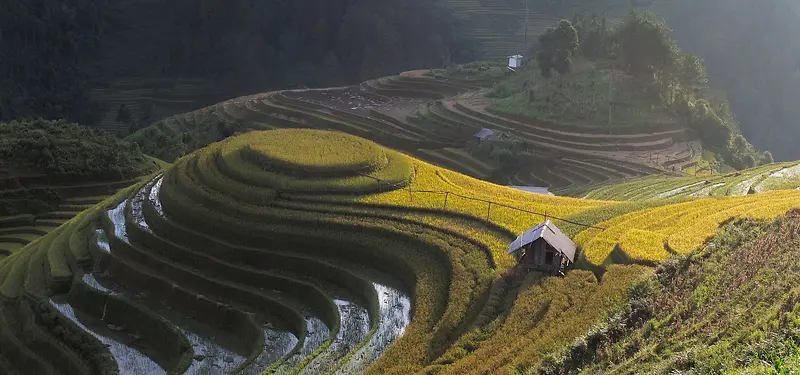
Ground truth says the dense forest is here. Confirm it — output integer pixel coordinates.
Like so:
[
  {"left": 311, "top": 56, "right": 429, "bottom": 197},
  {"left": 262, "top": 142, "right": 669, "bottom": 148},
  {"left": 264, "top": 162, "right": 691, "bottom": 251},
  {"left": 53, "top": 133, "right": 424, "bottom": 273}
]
[
  {"left": 0, "top": 0, "right": 473, "bottom": 124},
  {"left": 0, "top": 0, "right": 110, "bottom": 124},
  {"left": 0, "top": 118, "right": 154, "bottom": 178},
  {"left": 3, "top": 0, "right": 800, "bottom": 161}
]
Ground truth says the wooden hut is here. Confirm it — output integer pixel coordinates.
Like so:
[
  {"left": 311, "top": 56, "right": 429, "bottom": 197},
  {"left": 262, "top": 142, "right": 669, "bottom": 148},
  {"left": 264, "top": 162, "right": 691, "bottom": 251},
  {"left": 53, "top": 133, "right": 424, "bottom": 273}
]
[{"left": 507, "top": 220, "right": 576, "bottom": 275}]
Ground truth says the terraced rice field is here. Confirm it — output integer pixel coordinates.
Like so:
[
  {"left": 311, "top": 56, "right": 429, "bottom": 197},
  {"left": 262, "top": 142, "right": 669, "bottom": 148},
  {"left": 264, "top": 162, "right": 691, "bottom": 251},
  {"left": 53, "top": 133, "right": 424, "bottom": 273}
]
[
  {"left": 136, "top": 72, "right": 698, "bottom": 196},
  {"left": 0, "top": 178, "right": 145, "bottom": 260},
  {"left": 0, "top": 130, "right": 515, "bottom": 374},
  {"left": 90, "top": 78, "right": 220, "bottom": 136},
  {"left": 437, "top": 0, "right": 560, "bottom": 58},
  {"left": 5, "top": 129, "right": 800, "bottom": 374},
  {"left": 575, "top": 189, "right": 800, "bottom": 267},
  {"left": 584, "top": 161, "right": 800, "bottom": 200}
]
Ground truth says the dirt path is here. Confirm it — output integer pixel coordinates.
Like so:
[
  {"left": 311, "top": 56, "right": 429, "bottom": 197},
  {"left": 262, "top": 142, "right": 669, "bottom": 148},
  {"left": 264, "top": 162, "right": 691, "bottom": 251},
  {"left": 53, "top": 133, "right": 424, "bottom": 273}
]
[
  {"left": 451, "top": 92, "right": 696, "bottom": 171},
  {"left": 399, "top": 69, "right": 430, "bottom": 77}
]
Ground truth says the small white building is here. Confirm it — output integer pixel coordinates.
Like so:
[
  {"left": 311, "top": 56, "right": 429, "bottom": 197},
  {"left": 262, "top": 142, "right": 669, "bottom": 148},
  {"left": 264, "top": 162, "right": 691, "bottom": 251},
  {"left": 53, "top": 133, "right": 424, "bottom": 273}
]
[{"left": 508, "top": 55, "right": 524, "bottom": 70}]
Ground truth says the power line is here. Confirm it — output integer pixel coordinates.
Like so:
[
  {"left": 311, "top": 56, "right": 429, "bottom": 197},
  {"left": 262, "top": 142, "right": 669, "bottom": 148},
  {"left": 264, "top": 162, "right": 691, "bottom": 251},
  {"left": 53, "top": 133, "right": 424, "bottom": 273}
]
[{"left": 355, "top": 172, "right": 607, "bottom": 231}]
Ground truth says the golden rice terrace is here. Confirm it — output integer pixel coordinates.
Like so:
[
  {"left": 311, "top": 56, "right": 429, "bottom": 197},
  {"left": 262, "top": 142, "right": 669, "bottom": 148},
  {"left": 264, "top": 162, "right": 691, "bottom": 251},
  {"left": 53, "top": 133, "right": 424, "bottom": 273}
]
[{"left": 3, "top": 128, "right": 800, "bottom": 374}]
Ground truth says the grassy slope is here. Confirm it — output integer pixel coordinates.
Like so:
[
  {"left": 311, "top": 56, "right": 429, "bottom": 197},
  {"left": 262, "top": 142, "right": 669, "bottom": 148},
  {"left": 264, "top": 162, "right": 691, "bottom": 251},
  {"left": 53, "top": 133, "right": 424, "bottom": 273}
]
[
  {"left": 0, "top": 130, "right": 634, "bottom": 374},
  {"left": 584, "top": 161, "right": 800, "bottom": 201},
  {"left": 540, "top": 213, "right": 800, "bottom": 374},
  {"left": 488, "top": 59, "right": 673, "bottom": 128}
]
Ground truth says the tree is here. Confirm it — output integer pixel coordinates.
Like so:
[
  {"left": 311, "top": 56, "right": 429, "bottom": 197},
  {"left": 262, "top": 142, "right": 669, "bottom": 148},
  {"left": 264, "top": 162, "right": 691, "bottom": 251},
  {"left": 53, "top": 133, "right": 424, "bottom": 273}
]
[
  {"left": 614, "top": 10, "right": 678, "bottom": 76},
  {"left": 573, "top": 14, "right": 611, "bottom": 58},
  {"left": 537, "top": 20, "right": 579, "bottom": 78},
  {"left": 676, "top": 53, "right": 708, "bottom": 85},
  {"left": 761, "top": 151, "right": 774, "bottom": 164},
  {"left": 553, "top": 49, "right": 573, "bottom": 75},
  {"left": 689, "top": 100, "right": 731, "bottom": 149}
]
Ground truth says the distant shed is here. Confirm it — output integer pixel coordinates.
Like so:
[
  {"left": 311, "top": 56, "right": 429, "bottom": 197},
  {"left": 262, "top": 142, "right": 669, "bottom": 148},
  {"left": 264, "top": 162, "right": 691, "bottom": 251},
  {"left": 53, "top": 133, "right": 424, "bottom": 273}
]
[
  {"left": 474, "top": 128, "right": 495, "bottom": 141},
  {"left": 508, "top": 55, "right": 523, "bottom": 70},
  {"left": 508, "top": 220, "right": 575, "bottom": 275}
]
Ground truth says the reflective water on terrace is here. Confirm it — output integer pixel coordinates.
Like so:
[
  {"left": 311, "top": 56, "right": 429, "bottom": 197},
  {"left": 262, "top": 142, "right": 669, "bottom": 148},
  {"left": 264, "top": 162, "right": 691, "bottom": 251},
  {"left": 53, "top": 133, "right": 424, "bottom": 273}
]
[
  {"left": 271, "top": 317, "right": 329, "bottom": 373},
  {"left": 50, "top": 298, "right": 166, "bottom": 375},
  {"left": 98, "top": 206, "right": 254, "bottom": 373},
  {"left": 108, "top": 201, "right": 129, "bottom": 242},
  {"left": 334, "top": 283, "right": 411, "bottom": 374},
  {"left": 730, "top": 174, "right": 765, "bottom": 196},
  {"left": 131, "top": 179, "right": 157, "bottom": 232},
  {"left": 82, "top": 271, "right": 111, "bottom": 293},
  {"left": 655, "top": 181, "right": 705, "bottom": 199},
  {"left": 300, "top": 298, "right": 370, "bottom": 375},
  {"left": 96, "top": 228, "right": 111, "bottom": 254},
  {"left": 691, "top": 183, "right": 725, "bottom": 197},
  {"left": 182, "top": 328, "right": 247, "bottom": 374},
  {"left": 239, "top": 326, "right": 300, "bottom": 375},
  {"left": 149, "top": 177, "right": 165, "bottom": 216}
]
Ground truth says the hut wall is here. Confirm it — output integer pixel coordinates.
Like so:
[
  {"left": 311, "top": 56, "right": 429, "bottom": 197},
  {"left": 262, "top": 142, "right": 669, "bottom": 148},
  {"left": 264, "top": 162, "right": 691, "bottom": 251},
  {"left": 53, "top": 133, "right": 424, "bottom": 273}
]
[{"left": 521, "top": 239, "right": 562, "bottom": 272}]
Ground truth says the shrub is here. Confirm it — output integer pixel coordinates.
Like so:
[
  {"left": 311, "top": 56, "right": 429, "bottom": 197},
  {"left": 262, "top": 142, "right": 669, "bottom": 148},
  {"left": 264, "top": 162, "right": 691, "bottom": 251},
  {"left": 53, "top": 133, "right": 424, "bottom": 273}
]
[{"left": 0, "top": 118, "right": 155, "bottom": 179}]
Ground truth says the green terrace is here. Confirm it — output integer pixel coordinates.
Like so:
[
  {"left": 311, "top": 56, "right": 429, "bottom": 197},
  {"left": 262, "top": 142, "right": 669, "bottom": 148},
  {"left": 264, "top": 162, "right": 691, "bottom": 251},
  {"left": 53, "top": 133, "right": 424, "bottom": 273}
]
[
  {"left": 0, "top": 130, "right": 523, "bottom": 374},
  {"left": 584, "top": 161, "right": 800, "bottom": 200},
  {"left": 129, "top": 71, "right": 698, "bottom": 195}
]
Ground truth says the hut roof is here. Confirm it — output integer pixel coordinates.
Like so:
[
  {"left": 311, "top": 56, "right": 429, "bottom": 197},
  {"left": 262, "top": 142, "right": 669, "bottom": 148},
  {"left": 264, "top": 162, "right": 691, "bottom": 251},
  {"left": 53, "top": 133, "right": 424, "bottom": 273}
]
[
  {"left": 507, "top": 220, "right": 576, "bottom": 262},
  {"left": 474, "top": 128, "right": 495, "bottom": 140}
]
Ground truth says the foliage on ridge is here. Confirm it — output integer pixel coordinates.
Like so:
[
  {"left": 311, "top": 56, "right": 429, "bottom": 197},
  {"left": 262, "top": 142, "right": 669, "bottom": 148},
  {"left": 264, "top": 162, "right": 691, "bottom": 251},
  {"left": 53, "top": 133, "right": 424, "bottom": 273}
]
[
  {"left": 487, "top": 11, "right": 769, "bottom": 170},
  {"left": 0, "top": 118, "right": 155, "bottom": 179}
]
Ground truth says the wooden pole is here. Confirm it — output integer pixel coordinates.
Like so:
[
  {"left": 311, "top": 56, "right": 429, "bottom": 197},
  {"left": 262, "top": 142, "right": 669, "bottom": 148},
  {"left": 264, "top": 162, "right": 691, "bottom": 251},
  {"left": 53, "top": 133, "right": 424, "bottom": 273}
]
[
  {"left": 487, "top": 202, "right": 492, "bottom": 220},
  {"left": 443, "top": 192, "right": 450, "bottom": 210}
]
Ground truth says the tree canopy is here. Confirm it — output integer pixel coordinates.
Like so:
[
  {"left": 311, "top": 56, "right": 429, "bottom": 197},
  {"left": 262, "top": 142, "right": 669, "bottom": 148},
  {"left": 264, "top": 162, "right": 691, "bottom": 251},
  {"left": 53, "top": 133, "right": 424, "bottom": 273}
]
[
  {"left": 536, "top": 20, "right": 580, "bottom": 77},
  {"left": 614, "top": 10, "right": 678, "bottom": 76},
  {"left": 0, "top": 118, "right": 154, "bottom": 179},
  {"left": 0, "top": 0, "right": 109, "bottom": 124}
]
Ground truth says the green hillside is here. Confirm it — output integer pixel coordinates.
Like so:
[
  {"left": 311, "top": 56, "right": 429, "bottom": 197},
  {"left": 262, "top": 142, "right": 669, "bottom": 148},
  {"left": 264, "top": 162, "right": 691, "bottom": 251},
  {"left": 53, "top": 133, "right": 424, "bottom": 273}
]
[
  {"left": 584, "top": 161, "right": 800, "bottom": 200},
  {"left": 5, "top": 5, "right": 800, "bottom": 375},
  {"left": 436, "top": 0, "right": 648, "bottom": 59},
  {"left": 541, "top": 213, "right": 800, "bottom": 374},
  {"left": 0, "top": 118, "right": 159, "bottom": 259},
  {"left": 3, "top": 128, "right": 800, "bottom": 374},
  {"left": 128, "top": 12, "right": 766, "bottom": 200}
]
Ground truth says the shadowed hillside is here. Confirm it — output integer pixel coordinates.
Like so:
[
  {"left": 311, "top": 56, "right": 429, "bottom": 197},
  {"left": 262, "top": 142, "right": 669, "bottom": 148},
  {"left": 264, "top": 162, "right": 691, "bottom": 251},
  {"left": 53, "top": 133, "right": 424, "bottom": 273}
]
[
  {"left": 0, "top": 118, "right": 159, "bottom": 260},
  {"left": 3, "top": 128, "right": 800, "bottom": 373}
]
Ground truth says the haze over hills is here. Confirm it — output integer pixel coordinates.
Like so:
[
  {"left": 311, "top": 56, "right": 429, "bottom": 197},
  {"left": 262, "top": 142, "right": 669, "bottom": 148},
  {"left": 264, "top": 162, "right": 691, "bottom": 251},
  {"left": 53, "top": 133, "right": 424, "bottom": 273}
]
[
  {"left": 4, "top": 0, "right": 800, "bottom": 161},
  {"left": 4, "top": 3, "right": 800, "bottom": 375}
]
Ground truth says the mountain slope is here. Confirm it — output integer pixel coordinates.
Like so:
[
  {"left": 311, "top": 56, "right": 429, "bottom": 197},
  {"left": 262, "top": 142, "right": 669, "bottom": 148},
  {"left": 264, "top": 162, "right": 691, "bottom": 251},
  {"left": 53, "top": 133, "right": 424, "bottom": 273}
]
[
  {"left": 540, "top": 212, "right": 800, "bottom": 374},
  {"left": 4, "top": 129, "right": 800, "bottom": 373},
  {"left": 0, "top": 118, "right": 159, "bottom": 260}
]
